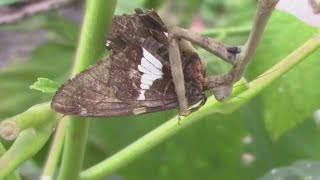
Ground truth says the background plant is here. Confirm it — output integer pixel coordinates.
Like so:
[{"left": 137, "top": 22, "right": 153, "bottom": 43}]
[{"left": 0, "top": 0, "right": 319, "bottom": 179}]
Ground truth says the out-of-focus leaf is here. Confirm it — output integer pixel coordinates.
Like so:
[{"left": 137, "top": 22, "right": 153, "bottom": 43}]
[
  {"left": 201, "top": 0, "right": 255, "bottom": 28},
  {"left": 144, "top": 0, "right": 165, "bottom": 10},
  {"left": 0, "top": 0, "right": 19, "bottom": 6},
  {"left": 0, "top": 42, "right": 73, "bottom": 119},
  {"left": 237, "top": 99, "right": 320, "bottom": 179},
  {"left": 30, "top": 77, "right": 59, "bottom": 93},
  {"left": 42, "top": 14, "right": 80, "bottom": 46},
  {"left": 87, "top": 110, "right": 251, "bottom": 180},
  {"left": 176, "top": 0, "right": 201, "bottom": 27},
  {"left": 115, "top": 0, "right": 143, "bottom": 14},
  {"left": 260, "top": 160, "right": 320, "bottom": 180},
  {"left": 0, "top": 14, "right": 47, "bottom": 31},
  {"left": 246, "top": 10, "right": 320, "bottom": 140},
  {"left": 0, "top": 13, "right": 79, "bottom": 39},
  {"left": 0, "top": 13, "right": 78, "bottom": 120}
]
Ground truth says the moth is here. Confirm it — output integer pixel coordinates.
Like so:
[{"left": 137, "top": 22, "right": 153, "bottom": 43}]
[{"left": 51, "top": 9, "right": 208, "bottom": 117}]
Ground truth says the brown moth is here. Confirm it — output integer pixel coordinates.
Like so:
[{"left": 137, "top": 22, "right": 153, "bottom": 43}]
[{"left": 51, "top": 9, "right": 208, "bottom": 117}]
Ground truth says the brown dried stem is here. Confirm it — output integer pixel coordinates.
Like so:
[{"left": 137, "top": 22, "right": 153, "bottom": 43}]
[{"left": 0, "top": 0, "right": 79, "bottom": 25}]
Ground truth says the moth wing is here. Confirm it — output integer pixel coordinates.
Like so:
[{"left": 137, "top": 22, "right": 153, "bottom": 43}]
[
  {"left": 51, "top": 55, "right": 179, "bottom": 117},
  {"left": 52, "top": 9, "right": 205, "bottom": 117}
]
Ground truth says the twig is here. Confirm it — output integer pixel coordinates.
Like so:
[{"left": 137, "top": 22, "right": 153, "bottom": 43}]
[{"left": 0, "top": 0, "right": 79, "bottom": 25}]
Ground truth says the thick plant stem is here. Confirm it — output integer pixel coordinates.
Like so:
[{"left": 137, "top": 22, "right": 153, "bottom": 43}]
[
  {"left": 41, "top": 117, "right": 68, "bottom": 179},
  {"left": 0, "top": 144, "right": 20, "bottom": 180},
  {"left": 58, "top": 117, "right": 88, "bottom": 180},
  {"left": 80, "top": 34, "right": 320, "bottom": 180},
  {"left": 0, "top": 121, "right": 55, "bottom": 179},
  {"left": 57, "top": 1, "right": 116, "bottom": 180},
  {"left": 0, "top": 102, "right": 54, "bottom": 140}
]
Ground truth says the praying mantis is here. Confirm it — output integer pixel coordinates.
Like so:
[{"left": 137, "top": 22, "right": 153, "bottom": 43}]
[{"left": 168, "top": 0, "right": 280, "bottom": 116}]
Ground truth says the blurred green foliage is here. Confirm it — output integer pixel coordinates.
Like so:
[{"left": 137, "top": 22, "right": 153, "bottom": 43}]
[
  {"left": 0, "top": 0, "right": 319, "bottom": 179},
  {"left": 0, "top": 0, "right": 20, "bottom": 6},
  {"left": 261, "top": 160, "right": 320, "bottom": 180}
]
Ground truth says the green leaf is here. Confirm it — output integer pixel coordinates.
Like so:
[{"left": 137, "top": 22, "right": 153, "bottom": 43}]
[
  {"left": 30, "top": 78, "right": 59, "bottom": 93},
  {"left": 246, "top": 10, "right": 320, "bottom": 140},
  {"left": 260, "top": 160, "right": 320, "bottom": 180}
]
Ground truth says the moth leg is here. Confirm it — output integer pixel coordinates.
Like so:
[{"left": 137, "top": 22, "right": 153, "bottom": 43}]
[
  {"left": 162, "top": 80, "right": 172, "bottom": 105},
  {"left": 188, "top": 96, "right": 207, "bottom": 113},
  {"left": 168, "top": 35, "right": 189, "bottom": 116}
]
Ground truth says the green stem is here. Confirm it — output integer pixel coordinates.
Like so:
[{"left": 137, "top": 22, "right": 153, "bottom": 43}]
[
  {"left": 58, "top": 117, "right": 88, "bottom": 180},
  {"left": 57, "top": 1, "right": 117, "bottom": 180},
  {"left": 1, "top": 144, "right": 21, "bottom": 180},
  {"left": 80, "top": 34, "right": 320, "bottom": 180},
  {"left": 0, "top": 120, "right": 55, "bottom": 179},
  {"left": 41, "top": 117, "right": 69, "bottom": 178},
  {"left": 0, "top": 102, "right": 54, "bottom": 140},
  {"left": 4, "top": 174, "right": 21, "bottom": 180},
  {"left": 0, "top": 143, "right": 5, "bottom": 156},
  {"left": 70, "top": 1, "right": 117, "bottom": 74},
  {"left": 80, "top": 111, "right": 207, "bottom": 180}
]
